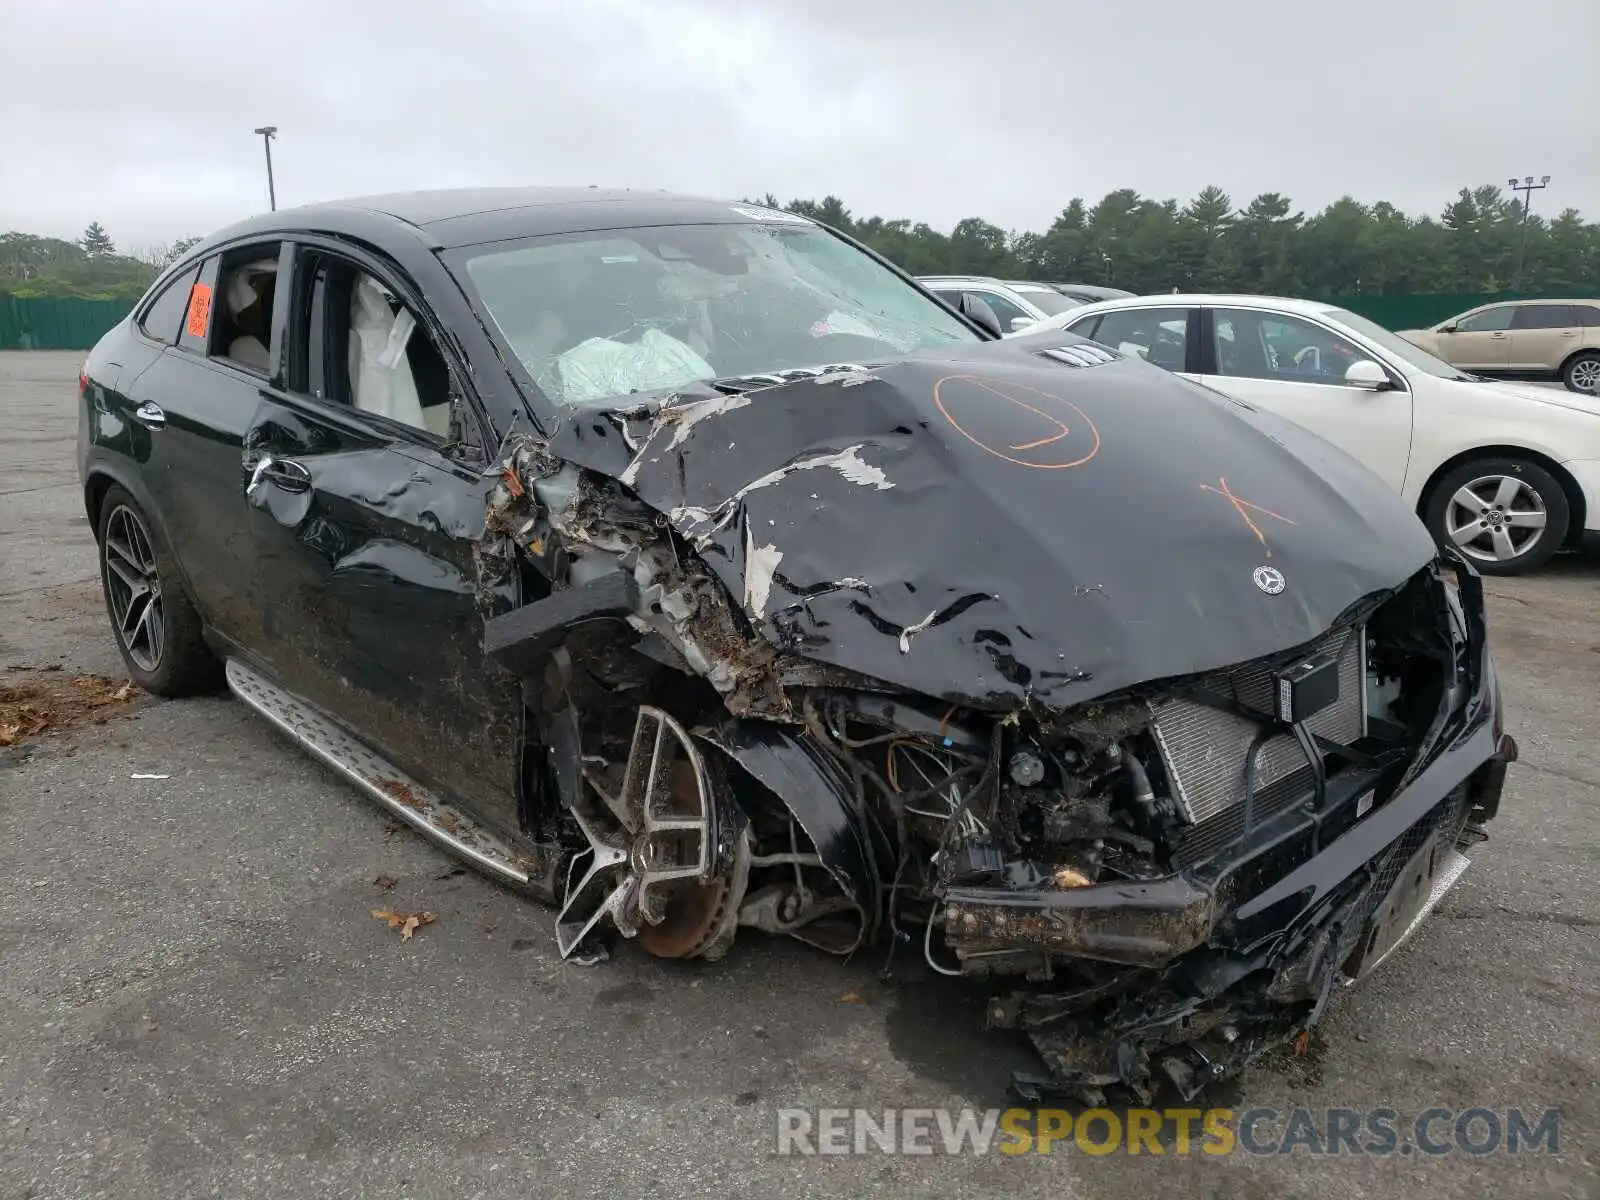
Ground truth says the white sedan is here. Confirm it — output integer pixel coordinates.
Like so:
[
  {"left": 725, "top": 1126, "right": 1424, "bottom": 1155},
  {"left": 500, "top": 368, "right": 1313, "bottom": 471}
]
[{"left": 1020, "top": 294, "right": 1600, "bottom": 575}]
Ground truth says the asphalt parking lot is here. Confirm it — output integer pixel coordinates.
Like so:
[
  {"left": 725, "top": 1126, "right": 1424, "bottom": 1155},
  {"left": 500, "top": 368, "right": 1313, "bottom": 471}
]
[{"left": 1, "top": 349, "right": 1596, "bottom": 1199}]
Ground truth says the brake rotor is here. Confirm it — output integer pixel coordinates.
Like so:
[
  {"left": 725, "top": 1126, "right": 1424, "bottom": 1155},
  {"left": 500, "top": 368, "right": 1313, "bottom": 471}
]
[{"left": 556, "top": 707, "right": 749, "bottom": 961}]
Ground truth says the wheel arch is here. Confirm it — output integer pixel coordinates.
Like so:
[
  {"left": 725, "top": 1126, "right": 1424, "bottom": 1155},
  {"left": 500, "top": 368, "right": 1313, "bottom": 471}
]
[
  {"left": 82, "top": 465, "right": 209, "bottom": 605},
  {"left": 1558, "top": 345, "right": 1600, "bottom": 384},
  {"left": 1415, "top": 445, "right": 1586, "bottom": 548}
]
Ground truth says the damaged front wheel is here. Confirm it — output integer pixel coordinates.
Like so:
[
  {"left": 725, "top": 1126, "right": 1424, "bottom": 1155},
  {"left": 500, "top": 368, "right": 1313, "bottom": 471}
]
[{"left": 556, "top": 706, "right": 750, "bottom": 961}]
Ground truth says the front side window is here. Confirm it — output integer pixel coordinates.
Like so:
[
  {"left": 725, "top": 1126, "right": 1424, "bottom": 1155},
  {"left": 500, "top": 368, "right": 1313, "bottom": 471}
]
[
  {"left": 293, "top": 252, "right": 455, "bottom": 439},
  {"left": 1213, "top": 309, "right": 1370, "bottom": 385},
  {"left": 1454, "top": 306, "right": 1514, "bottom": 333},
  {"left": 451, "top": 221, "right": 981, "bottom": 406},
  {"left": 1509, "top": 304, "right": 1577, "bottom": 330},
  {"left": 1091, "top": 307, "right": 1189, "bottom": 371}
]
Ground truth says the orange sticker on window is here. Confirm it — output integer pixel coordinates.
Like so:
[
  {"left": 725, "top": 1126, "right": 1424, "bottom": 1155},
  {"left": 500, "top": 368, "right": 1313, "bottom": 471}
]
[{"left": 185, "top": 282, "right": 213, "bottom": 340}]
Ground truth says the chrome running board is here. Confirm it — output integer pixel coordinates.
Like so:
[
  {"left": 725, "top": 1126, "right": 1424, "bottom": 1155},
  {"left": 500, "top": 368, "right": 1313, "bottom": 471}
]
[
  {"left": 1344, "top": 848, "right": 1471, "bottom": 985},
  {"left": 225, "top": 658, "right": 530, "bottom": 886}
]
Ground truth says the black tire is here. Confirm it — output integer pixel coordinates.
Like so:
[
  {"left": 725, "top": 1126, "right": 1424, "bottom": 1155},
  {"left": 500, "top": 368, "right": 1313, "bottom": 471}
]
[
  {"left": 95, "top": 484, "right": 222, "bottom": 696},
  {"left": 1562, "top": 350, "right": 1600, "bottom": 394},
  {"left": 1423, "top": 456, "right": 1569, "bottom": 576}
]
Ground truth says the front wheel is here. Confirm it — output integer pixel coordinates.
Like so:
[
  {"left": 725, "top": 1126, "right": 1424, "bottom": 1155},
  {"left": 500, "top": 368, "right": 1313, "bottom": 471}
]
[
  {"left": 96, "top": 485, "right": 221, "bottom": 695},
  {"left": 1562, "top": 351, "right": 1600, "bottom": 394},
  {"left": 1423, "top": 456, "right": 1569, "bottom": 576}
]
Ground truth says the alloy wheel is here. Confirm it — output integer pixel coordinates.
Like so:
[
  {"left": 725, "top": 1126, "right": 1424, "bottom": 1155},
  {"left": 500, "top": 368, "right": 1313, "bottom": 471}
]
[
  {"left": 1444, "top": 474, "right": 1548, "bottom": 565},
  {"left": 103, "top": 505, "right": 165, "bottom": 672},
  {"left": 1569, "top": 357, "right": 1600, "bottom": 393}
]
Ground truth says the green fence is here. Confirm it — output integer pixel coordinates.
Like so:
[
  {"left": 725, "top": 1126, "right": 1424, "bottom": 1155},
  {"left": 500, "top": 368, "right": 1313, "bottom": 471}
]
[
  {"left": 0, "top": 295, "right": 136, "bottom": 351},
  {"left": 1319, "top": 291, "right": 1597, "bottom": 332}
]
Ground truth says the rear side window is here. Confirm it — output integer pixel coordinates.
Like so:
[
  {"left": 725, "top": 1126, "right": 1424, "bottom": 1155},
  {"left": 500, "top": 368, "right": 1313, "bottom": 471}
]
[
  {"left": 1093, "top": 307, "right": 1189, "bottom": 371},
  {"left": 137, "top": 265, "right": 200, "bottom": 344},
  {"left": 1579, "top": 305, "right": 1600, "bottom": 328},
  {"left": 1510, "top": 305, "right": 1577, "bottom": 330}
]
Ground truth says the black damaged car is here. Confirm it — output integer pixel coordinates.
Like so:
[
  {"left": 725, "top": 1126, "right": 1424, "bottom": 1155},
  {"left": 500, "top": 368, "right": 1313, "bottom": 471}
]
[{"left": 79, "top": 188, "right": 1517, "bottom": 1101}]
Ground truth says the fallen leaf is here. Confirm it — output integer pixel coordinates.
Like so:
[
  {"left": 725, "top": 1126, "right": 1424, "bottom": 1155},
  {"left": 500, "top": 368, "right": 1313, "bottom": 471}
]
[
  {"left": 371, "top": 907, "right": 437, "bottom": 941},
  {"left": 373, "top": 875, "right": 398, "bottom": 891},
  {"left": 112, "top": 681, "right": 135, "bottom": 701},
  {"left": 837, "top": 992, "right": 864, "bottom": 1004}
]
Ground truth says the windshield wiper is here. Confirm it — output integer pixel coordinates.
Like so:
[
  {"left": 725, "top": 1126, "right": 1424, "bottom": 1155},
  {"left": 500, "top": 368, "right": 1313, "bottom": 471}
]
[{"left": 710, "top": 362, "right": 870, "bottom": 394}]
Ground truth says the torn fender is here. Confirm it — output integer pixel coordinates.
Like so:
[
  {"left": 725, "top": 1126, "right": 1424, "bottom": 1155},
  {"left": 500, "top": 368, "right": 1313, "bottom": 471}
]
[{"left": 697, "top": 720, "right": 887, "bottom": 951}]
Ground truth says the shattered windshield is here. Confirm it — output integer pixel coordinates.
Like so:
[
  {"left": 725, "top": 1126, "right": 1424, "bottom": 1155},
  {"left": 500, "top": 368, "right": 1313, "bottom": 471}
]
[{"left": 455, "top": 220, "right": 982, "bottom": 405}]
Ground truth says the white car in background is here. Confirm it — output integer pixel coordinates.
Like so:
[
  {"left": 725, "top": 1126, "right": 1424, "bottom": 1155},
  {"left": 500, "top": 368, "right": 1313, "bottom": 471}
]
[
  {"left": 918, "top": 276, "right": 1083, "bottom": 335},
  {"left": 1021, "top": 294, "right": 1600, "bottom": 574}
]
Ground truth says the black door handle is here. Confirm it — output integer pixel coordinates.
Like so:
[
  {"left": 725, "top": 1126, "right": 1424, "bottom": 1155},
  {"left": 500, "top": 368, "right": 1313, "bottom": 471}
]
[{"left": 245, "top": 452, "right": 312, "bottom": 496}]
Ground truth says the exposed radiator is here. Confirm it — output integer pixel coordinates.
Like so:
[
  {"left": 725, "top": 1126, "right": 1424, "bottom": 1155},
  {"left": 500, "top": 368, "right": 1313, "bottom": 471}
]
[{"left": 1148, "top": 625, "right": 1366, "bottom": 825}]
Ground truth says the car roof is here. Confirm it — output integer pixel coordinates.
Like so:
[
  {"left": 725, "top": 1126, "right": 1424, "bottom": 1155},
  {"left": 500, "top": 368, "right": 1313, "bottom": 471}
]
[
  {"left": 1065, "top": 293, "right": 1341, "bottom": 316},
  {"left": 1463, "top": 297, "right": 1600, "bottom": 306},
  {"left": 197, "top": 187, "right": 814, "bottom": 252}
]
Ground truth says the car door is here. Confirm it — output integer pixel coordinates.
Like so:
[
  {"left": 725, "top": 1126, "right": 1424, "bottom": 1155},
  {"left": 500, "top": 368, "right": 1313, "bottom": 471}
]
[
  {"left": 238, "top": 239, "right": 528, "bottom": 836},
  {"left": 1194, "top": 306, "right": 1414, "bottom": 491},
  {"left": 1505, "top": 303, "right": 1579, "bottom": 372},
  {"left": 118, "top": 242, "right": 290, "bottom": 644},
  {"left": 1435, "top": 304, "right": 1514, "bottom": 371}
]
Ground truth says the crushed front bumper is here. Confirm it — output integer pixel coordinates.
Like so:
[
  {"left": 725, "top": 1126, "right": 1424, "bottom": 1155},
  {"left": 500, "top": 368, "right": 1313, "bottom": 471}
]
[{"left": 968, "top": 566, "right": 1516, "bottom": 1102}]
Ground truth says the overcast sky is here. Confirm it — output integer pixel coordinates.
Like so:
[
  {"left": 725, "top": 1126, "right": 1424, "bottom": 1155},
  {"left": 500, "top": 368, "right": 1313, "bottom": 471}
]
[{"left": 2, "top": 0, "right": 1594, "bottom": 249}]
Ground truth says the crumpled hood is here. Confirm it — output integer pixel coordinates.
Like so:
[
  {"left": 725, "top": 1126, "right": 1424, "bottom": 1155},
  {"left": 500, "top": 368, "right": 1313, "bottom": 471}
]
[{"left": 549, "top": 339, "right": 1437, "bottom": 711}]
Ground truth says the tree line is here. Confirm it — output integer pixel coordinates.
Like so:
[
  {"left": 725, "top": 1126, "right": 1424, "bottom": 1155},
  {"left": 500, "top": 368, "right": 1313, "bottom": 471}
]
[
  {"left": 760, "top": 184, "right": 1598, "bottom": 297},
  {"left": 5, "top": 183, "right": 1598, "bottom": 300},
  {"left": 0, "top": 225, "right": 201, "bottom": 299}
]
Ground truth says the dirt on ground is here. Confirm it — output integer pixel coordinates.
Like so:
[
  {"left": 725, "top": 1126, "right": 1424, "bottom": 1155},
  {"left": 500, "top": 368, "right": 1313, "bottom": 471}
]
[{"left": 0, "top": 667, "right": 137, "bottom": 746}]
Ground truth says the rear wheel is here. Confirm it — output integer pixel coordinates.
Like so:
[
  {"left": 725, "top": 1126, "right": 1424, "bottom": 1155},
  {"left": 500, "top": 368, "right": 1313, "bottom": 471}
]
[
  {"left": 1423, "top": 456, "right": 1569, "bottom": 576},
  {"left": 96, "top": 485, "right": 221, "bottom": 696},
  {"left": 1562, "top": 351, "right": 1600, "bottom": 394}
]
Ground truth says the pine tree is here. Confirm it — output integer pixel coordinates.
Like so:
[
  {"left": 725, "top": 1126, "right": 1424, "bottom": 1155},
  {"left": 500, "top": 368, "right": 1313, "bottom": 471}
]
[{"left": 80, "top": 222, "right": 115, "bottom": 257}]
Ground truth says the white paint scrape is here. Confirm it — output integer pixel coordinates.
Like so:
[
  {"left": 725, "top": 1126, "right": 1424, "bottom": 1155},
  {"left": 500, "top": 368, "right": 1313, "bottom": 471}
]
[
  {"left": 742, "top": 522, "right": 785, "bottom": 617},
  {"left": 620, "top": 394, "right": 751, "bottom": 486}
]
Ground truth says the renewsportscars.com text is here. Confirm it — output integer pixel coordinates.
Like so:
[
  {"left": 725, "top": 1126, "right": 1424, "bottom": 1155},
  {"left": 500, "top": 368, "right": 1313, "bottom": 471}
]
[{"left": 774, "top": 1106, "right": 1561, "bottom": 1157}]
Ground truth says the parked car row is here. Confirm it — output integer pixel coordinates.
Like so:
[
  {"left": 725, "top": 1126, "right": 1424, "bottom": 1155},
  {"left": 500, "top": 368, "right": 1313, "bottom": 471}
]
[{"left": 1018, "top": 294, "right": 1600, "bottom": 574}]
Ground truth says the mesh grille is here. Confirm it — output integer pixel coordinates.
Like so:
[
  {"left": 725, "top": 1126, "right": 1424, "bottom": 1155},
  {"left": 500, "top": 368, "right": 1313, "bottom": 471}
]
[{"left": 1149, "top": 625, "right": 1365, "bottom": 826}]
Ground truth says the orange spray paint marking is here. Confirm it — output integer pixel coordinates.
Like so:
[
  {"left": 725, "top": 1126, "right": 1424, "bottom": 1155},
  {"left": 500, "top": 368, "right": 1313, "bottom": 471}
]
[
  {"left": 932, "top": 374, "right": 1101, "bottom": 470},
  {"left": 184, "top": 282, "right": 213, "bottom": 340},
  {"left": 1199, "top": 477, "right": 1297, "bottom": 557}
]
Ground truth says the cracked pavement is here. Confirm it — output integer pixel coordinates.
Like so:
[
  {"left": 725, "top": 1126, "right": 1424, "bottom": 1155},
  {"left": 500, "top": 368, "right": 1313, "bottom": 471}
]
[{"left": 1, "top": 351, "right": 1596, "bottom": 1198}]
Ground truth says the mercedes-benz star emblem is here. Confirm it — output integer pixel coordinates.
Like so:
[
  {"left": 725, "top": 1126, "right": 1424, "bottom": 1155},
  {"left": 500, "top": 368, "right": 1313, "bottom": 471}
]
[{"left": 1253, "top": 565, "right": 1286, "bottom": 595}]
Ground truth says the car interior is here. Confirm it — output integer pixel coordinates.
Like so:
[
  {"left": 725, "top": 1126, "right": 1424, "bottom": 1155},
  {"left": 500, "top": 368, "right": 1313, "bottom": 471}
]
[
  {"left": 305, "top": 257, "right": 454, "bottom": 438},
  {"left": 215, "top": 255, "right": 279, "bottom": 371}
]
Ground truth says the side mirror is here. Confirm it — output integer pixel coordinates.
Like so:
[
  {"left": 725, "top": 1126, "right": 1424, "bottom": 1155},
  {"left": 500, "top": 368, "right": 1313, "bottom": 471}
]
[
  {"left": 1008, "top": 316, "right": 1039, "bottom": 333},
  {"left": 958, "top": 293, "right": 1003, "bottom": 339},
  {"left": 1344, "top": 360, "right": 1390, "bottom": 390},
  {"left": 1439, "top": 323, "right": 1458, "bottom": 334}
]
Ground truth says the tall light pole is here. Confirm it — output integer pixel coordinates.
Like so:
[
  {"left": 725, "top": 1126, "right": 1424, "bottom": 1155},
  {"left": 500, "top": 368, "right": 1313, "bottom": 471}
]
[
  {"left": 254, "top": 125, "right": 279, "bottom": 211},
  {"left": 1508, "top": 174, "right": 1549, "bottom": 291}
]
